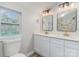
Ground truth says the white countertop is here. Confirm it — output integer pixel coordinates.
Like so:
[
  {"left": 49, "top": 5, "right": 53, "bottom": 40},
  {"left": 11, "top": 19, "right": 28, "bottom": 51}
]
[{"left": 34, "top": 33, "right": 79, "bottom": 42}]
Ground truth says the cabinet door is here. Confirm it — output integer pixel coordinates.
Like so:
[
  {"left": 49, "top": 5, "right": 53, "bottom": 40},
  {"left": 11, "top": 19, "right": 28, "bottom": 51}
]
[
  {"left": 65, "top": 48, "right": 79, "bottom": 57},
  {"left": 34, "top": 35, "right": 41, "bottom": 54},
  {"left": 39, "top": 36, "right": 50, "bottom": 57},
  {"left": 65, "top": 40, "right": 79, "bottom": 57},
  {"left": 34, "top": 35, "right": 50, "bottom": 57},
  {"left": 50, "top": 38, "right": 65, "bottom": 57}
]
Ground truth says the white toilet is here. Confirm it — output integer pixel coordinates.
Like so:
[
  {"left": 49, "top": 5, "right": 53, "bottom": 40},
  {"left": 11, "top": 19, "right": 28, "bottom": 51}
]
[{"left": 2, "top": 38, "right": 26, "bottom": 57}]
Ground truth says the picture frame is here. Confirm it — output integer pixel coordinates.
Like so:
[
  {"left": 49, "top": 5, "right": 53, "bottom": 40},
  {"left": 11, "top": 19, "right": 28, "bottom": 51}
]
[
  {"left": 0, "top": 6, "right": 21, "bottom": 36},
  {"left": 42, "top": 15, "right": 53, "bottom": 31}
]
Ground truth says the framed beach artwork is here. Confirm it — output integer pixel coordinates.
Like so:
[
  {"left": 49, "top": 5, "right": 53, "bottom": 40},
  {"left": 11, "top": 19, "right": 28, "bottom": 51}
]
[{"left": 0, "top": 6, "right": 21, "bottom": 36}]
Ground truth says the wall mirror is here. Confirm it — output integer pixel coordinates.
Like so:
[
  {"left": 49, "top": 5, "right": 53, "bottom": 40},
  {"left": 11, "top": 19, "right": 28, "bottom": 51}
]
[
  {"left": 42, "top": 15, "right": 53, "bottom": 31},
  {"left": 57, "top": 8, "right": 77, "bottom": 32}
]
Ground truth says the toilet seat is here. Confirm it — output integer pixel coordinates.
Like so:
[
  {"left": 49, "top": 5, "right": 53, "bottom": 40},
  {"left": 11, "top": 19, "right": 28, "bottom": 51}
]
[{"left": 11, "top": 53, "right": 26, "bottom": 57}]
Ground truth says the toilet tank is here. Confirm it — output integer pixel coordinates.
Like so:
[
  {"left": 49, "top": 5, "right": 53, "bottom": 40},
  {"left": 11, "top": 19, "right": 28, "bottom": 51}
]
[{"left": 2, "top": 38, "right": 21, "bottom": 57}]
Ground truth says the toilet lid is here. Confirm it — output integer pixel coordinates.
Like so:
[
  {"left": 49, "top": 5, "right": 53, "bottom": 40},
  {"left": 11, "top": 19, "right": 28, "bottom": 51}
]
[{"left": 11, "top": 53, "right": 26, "bottom": 57}]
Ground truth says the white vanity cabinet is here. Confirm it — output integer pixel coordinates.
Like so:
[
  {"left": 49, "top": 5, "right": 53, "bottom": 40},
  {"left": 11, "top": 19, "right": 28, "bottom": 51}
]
[
  {"left": 50, "top": 38, "right": 65, "bottom": 57},
  {"left": 33, "top": 33, "right": 79, "bottom": 57},
  {"left": 34, "top": 34, "right": 50, "bottom": 57}
]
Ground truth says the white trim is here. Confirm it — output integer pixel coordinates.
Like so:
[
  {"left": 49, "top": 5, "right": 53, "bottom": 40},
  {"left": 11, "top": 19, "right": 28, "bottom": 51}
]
[{"left": 26, "top": 51, "right": 34, "bottom": 57}]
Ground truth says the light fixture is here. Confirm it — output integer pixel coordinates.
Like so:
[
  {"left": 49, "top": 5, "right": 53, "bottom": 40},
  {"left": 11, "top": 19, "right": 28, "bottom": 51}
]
[
  {"left": 64, "top": 2, "right": 69, "bottom": 9},
  {"left": 42, "top": 8, "right": 52, "bottom": 16},
  {"left": 58, "top": 2, "right": 70, "bottom": 11}
]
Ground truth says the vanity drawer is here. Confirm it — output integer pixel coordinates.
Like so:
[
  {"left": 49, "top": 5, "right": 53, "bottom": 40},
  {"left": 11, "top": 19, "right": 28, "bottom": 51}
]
[
  {"left": 51, "top": 37, "right": 64, "bottom": 45},
  {"left": 50, "top": 42, "right": 65, "bottom": 57},
  {"left": 65, "top": 40, "right": 79, "bottom": 49}
]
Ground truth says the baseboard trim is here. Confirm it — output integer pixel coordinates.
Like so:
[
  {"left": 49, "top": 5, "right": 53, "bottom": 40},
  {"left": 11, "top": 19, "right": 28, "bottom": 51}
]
[{"left": 26, "top": 51, "right": 34, "bottom": 57}]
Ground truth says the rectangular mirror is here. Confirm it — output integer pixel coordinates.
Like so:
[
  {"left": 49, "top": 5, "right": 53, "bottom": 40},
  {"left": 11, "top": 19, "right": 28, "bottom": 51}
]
[
  {"left": 42, "top": 15, "right": 53, "bottom": 31},
  {"left": 57, "top": 8, "right": 77, "bottom": 32}
]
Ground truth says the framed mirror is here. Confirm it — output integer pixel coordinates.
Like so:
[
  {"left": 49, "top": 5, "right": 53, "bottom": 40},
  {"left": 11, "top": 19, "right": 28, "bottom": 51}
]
[
  {"left": 57, "top": 8, "right": 77, "bottom": 32},
  {"left": 42, "top": 15, "right": 53, "bottom": 31}
]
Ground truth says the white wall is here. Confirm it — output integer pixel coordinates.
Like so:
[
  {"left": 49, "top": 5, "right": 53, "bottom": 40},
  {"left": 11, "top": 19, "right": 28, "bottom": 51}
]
[{"left": 21, "top": 9, "right": 35, "bottom": 54}]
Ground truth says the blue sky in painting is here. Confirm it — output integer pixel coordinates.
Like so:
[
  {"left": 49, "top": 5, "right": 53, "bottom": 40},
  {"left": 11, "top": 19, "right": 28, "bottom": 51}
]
[{"left": 5, "top": 11, "right": 17, "bottom": 20}]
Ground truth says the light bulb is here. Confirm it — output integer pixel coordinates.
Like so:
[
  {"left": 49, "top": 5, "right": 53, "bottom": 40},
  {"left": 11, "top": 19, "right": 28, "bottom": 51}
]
[
  {"left": 49, "top": 11, "right": 52, "bottom": 15},
  {"left": 59, "top": 7, "right": 61, "bottom": 11},
  {"left": 64, "top": 5, "right": 68, "bottom": 9},
  {"left": 70, "top": 3, "right": 74, "bottom": 8},
  {"left": 42, "top": 13, "right": 45, "bottom": 16}
]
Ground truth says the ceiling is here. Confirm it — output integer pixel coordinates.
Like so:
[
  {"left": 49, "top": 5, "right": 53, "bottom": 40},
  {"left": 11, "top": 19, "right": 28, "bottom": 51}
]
[
  {"left": 0, "top": 2, "right": 62, "bottom": 12},
  {"left": 17, "top": 2, "right": 61, "bottom": 11}
]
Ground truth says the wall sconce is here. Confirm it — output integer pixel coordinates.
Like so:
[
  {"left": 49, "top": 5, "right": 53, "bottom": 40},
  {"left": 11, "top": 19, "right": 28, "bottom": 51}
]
[
  {"left": 58, "top": 2, "right": 71, "bottom": 11},
  {"left": 64, "top": 2, "right": 69, "bottom": 8},
  {"left": 42, "top": 8, "right": 52, "bottom": 16}
]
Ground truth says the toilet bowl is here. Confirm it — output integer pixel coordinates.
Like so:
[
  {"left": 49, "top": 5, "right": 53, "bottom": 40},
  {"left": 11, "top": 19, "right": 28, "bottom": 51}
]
[{"left": 2, "top": 37, "right": 26, "bottom": 57}]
